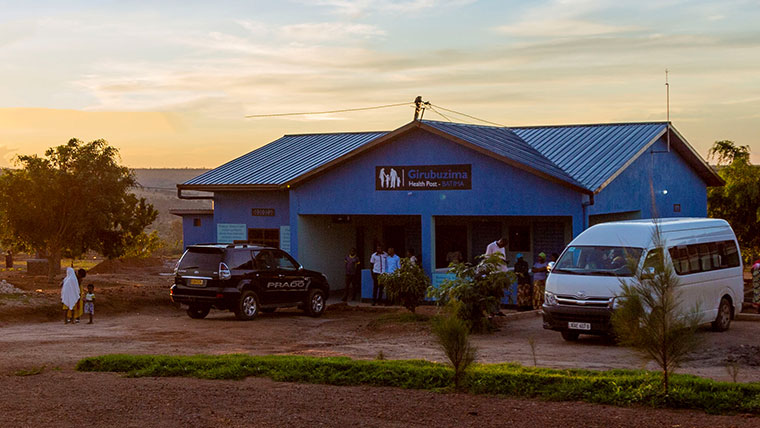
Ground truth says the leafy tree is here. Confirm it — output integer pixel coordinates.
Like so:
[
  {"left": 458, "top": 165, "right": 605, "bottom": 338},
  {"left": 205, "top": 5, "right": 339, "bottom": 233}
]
[
  {"left": 707, "top": 140, "right": 760, "bottom": 261},
  {"left": 428, "top": 253, "right": 515, "bottom": 332},
  {"left": 611, "top": 225, "right": 701, "bottom": 396},
  {"left": 379, "top": 258, "right": 430, "bottom": 313},
  {"left": 0, "top": 139, "right": 158, "bottom": 275}
]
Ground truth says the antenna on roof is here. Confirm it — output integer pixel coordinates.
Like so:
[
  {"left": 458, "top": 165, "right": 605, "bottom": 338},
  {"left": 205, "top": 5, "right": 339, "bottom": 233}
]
[
  {"left": 413, "top": 96, "right": 430, "bottom": 121},
  {"left": 665, "top": 68, "right": 670, "bottom": 153}
]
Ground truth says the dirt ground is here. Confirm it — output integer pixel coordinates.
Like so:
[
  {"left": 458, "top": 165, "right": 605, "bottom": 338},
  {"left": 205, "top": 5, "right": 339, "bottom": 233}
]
[
  {"left": 1, "top": 261, "right": 759, "bottom": 426},
  {"left": 2, "top": 372, "right": 758, "bottom": 428}
]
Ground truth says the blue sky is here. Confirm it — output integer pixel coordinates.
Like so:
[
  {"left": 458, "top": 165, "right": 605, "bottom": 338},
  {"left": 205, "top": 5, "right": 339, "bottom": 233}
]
[{"left": 0, "top": 0, "right": 758, "bottom": 166}]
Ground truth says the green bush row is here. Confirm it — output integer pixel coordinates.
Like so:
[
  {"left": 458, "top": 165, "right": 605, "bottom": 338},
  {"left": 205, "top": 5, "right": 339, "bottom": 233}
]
[{"left": 76, "top": 354, "right": 760, "bottom": 415}]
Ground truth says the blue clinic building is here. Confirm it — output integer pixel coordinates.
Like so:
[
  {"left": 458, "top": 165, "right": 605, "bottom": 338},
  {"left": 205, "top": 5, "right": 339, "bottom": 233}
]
[{"left": 173, "top": 119, "right": 722, "bottom": 291}]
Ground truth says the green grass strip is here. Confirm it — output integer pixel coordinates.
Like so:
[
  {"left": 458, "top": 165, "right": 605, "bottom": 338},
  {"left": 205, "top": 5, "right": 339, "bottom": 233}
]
[{"left": 76, "top": 354, "right": 760, "bottom": 415}]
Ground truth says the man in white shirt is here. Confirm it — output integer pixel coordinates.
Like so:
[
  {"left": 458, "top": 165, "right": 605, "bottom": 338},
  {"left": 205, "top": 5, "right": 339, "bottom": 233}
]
[
  {"left": 485, "top": 237, "right": 509, "bottom": 271},
  {"left": 369, "top": 244, "right": 387, "bottom": 306}
]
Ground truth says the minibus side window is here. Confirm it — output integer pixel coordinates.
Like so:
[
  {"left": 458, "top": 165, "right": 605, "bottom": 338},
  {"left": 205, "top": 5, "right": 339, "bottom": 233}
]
[
  {"left": 708, "top": 242, "right": 720, "bottom": 270},
  {"left": 668, "top": 246, "right": 689, "bottom": 275},
  {"left": 697, "top": 243, "right": 711, "bottom": 272},
  {"left": 641, "top": 248, "right": 663, "bottom": 277},
  {"left": 721, "top": 241, "right": 740, "bottom": 268},
  {"left": 668, "top": 240, "right": 740, "bottom": 275},
  {"left": 687, "top": 245, "right": 700, "bottom": 273}
]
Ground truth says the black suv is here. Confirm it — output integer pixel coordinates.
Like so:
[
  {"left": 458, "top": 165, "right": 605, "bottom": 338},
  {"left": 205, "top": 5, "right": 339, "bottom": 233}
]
[{"left": 170, "top": 244, "right": 330, "bottom": 320}]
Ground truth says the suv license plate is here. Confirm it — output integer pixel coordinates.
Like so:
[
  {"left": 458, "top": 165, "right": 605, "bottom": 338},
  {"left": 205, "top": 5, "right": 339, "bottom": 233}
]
[
  {"left": 568, "top": 322, "right": 591, "bottom": 330},
  {"left": 188, "top": 279, "right": 205, "bottom": 287}
]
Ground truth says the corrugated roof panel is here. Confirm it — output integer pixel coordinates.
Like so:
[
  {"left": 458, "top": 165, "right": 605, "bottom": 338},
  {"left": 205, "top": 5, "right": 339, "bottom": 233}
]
[
  {"left": 183, "top": 120, "right": 671, "bottom": 193},
  {"left": 420, "top": 121, "right": 584, "bottom": 188},
  {"left": 184, "top": 132, "right": 387, "bottom": 186},
  {"left": 513, "top": 122, "right": 667, "bottom": 191}
]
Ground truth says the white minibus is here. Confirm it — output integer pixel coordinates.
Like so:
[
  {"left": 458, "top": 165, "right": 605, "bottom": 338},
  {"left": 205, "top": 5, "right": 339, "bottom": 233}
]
[{"left": 542, "top": 218, "right": 743, "bottom": 341}]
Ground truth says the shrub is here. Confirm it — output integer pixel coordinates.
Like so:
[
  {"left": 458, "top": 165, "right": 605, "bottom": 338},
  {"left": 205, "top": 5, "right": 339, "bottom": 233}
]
[
  {"left": 611, "top": 223, "right": 701, "bottom": 396},
  {"left": 380, "top": 258, "right": 430, "bottom": 313},
  {"left": 431, "top": 303, "right": 476, "bottom": 390},
  {"left": 427, "top": 253, "right": 515, "bottom": 332}
]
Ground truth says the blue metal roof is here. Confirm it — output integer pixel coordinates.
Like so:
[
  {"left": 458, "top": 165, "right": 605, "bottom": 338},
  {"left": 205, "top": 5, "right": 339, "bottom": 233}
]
[
  {"left": 181, "top": 120, "right": 676, "bottom": 193},
  {"left": 512, "top": 122, "right": 667, "bottom": 191},
  {"left": 420, "top": 120, "right": 584, "bottom": 189},
  {"left": 183, "top": 131, "right": 387, "bottom": 187}
]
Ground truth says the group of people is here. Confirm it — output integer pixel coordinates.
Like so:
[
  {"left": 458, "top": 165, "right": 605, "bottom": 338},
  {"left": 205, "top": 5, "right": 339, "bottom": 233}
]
[
  {"left": 61, "top": 267, "right": 96, "bottom": 324},
  {"left": 343, "top": 245, "right": 418, "bottom": 305},
  {"left": 486, "top": 237, "right": 557, "bottom": 312}
]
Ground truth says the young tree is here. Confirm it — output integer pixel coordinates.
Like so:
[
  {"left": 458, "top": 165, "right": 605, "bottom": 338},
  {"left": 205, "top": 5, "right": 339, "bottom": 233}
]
[
  {"left": 428, "top": 253, "right": 515, "bottom": 332},
  {"left": 379, "top": 258, "right": 431, "bottom": 313},
  {"left": 611, "top": 225, "right": 701, "bottom": 396},
  {"left": 432, "top": 302, "right": 477, "bottom": 391},
  {"left": 0, "top": 139, "right": 158, "bottom": 276},
  {"left": 707, "top": 140, "right": 760, "bottom": 260}
]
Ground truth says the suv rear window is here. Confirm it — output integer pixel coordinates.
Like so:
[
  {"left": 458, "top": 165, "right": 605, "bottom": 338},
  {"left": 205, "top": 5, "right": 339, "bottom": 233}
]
[
  {"left": 178, "top": 248, "right": 223, "bottom": 270},
  {"left": 225, "top": 250, "right": 255, "bottom": 270}
]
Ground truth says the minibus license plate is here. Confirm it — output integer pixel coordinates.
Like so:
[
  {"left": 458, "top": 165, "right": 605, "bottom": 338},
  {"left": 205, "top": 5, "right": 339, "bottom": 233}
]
[
  {"left": 188, "top": 279, "right": 205, "bottom": 287},
  {"left": 568, "top": 322, "right": 591, "bottom": 330}
]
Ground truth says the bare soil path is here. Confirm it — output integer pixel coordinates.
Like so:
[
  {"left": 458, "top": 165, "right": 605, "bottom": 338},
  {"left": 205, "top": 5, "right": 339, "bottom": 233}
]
[
  {"left": 1, "top": 304, "right": 759, "bottom": 384},
  {"left": 1, "top": 371, "right": 757, "bottom": 428},
  {"left": 2, "top": 264, "right": 760, "bottom": 426}
]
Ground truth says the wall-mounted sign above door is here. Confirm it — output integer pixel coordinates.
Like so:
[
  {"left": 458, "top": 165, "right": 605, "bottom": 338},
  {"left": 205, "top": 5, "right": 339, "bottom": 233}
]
[{"left": 375, "top": 164, "right": 471, "bottom": 191}]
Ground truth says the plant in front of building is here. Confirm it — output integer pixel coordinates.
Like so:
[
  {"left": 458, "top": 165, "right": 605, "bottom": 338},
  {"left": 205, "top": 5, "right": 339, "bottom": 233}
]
[
  {"left": 428, "top": 253, "right": 515, "bottom": 333},
  {"left": 379, "top": 258, "right": 431, "bottom": 313},
  {"left": 611, "top": 225, "right": 701, "bottom": 397},
  {"left": 707, "top": 140, "right": 760, "bottom": 262},
  {"left": 431, "top": 301, "right": 476, "bottom": 391}
]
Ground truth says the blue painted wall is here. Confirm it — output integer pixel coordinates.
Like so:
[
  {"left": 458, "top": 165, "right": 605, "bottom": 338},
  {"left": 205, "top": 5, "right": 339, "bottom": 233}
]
[
  {"left": 291, "top": 128, "right": 586, "bottom": 274},
  {"left": 293, "top": 129, "right": 585, "bottom": 216},
  {"left": 213, "top": 191, "right": 290, "bottom": 229},
  {"left": 590, "top": 137, "right": 708, "bottom": 219},
  {"left": 181, "top": 214, "right": 215, "bottom": 248}
]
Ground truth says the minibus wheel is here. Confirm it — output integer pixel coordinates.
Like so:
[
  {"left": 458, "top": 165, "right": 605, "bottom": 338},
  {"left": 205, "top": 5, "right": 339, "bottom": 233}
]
[
  {"left": 561, "top": 331, "right": 580, "bottom": 341},
  {"left": 711, "top": 297, "right": 732, "bottom": 332}
]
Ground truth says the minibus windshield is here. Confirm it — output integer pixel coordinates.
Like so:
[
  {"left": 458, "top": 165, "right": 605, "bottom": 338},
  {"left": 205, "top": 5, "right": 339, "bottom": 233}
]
[{"left": 552, "top": 246, "right": 643, "bottom": 277}]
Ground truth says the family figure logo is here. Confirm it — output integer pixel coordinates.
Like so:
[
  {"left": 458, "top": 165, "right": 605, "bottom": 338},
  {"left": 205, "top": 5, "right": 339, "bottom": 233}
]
[
  {"left": 378, "top": 167, "right": 402, "bottom": 189},
  {"left": 376, "top": 164, "right": 472, "bottom": 191}
]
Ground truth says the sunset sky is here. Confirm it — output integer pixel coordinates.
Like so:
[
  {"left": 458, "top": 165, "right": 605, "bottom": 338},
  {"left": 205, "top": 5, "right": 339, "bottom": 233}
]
[{"left": 1, "top": 0, "right": 758, "bottom": 168}]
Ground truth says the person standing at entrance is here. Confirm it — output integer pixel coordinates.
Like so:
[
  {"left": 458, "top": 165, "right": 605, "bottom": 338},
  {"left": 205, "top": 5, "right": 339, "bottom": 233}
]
[
  {"left": 406, "top": 248, "right": 418, "bottom": 265},
  {"left": 485, "top": 237, "right": 508, "bottom": 270},
  {"left": 532, "top": 252, "right": 549, "bottom": 309},
  {"left": 385, "top": 247, "right": 401, "bottom": 274},
  {"left": 370, "top": 245, "right": 387, "bottom": 306},
  {"left": 343, "top": 248, "right": 360, "bottom": 302},
  {"left": 514, "top": 253, "right": 532, "bottom": 311}
]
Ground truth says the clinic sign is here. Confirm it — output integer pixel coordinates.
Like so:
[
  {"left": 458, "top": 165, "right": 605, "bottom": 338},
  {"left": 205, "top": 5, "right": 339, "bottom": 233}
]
[{"left": 375, "top": 164, "right": 471, "bottom": 191}]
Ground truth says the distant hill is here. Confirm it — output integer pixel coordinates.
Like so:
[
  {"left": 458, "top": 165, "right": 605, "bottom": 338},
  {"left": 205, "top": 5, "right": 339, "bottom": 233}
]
[
  {"left": 132, "top": 169, "right": 212, "bottom": 253},
  {"left": 133, "top": 168, "right": 209, "bottom": 189}
]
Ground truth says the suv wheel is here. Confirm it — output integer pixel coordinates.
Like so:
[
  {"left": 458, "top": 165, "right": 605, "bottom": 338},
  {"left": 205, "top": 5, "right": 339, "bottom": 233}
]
[
  {"left": 304, "top": 289, "right": 326, "bottom": 317},
  {"left": 187, "top": 305, "right": 210, "bottom": 319},
  {"left": 235, "top": 290, "right": 260, "bottom": 321}
]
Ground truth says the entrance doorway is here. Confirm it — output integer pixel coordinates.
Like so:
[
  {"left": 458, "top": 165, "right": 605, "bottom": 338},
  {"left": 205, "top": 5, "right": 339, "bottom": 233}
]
[
  {"left": 435, "top": 225, "right": 467, "bottom": 269},
  {"left": 383, "top": 225, "right": 406, "bottom": 256}
]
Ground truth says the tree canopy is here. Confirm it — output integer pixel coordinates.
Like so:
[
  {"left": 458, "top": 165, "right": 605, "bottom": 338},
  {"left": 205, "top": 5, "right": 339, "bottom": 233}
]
[
  {"left": 707, "top": 140, "right": 760, "bottom": 260},
  {"left": 0, "top": 139, "right": 158, "bottom": 273}
]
